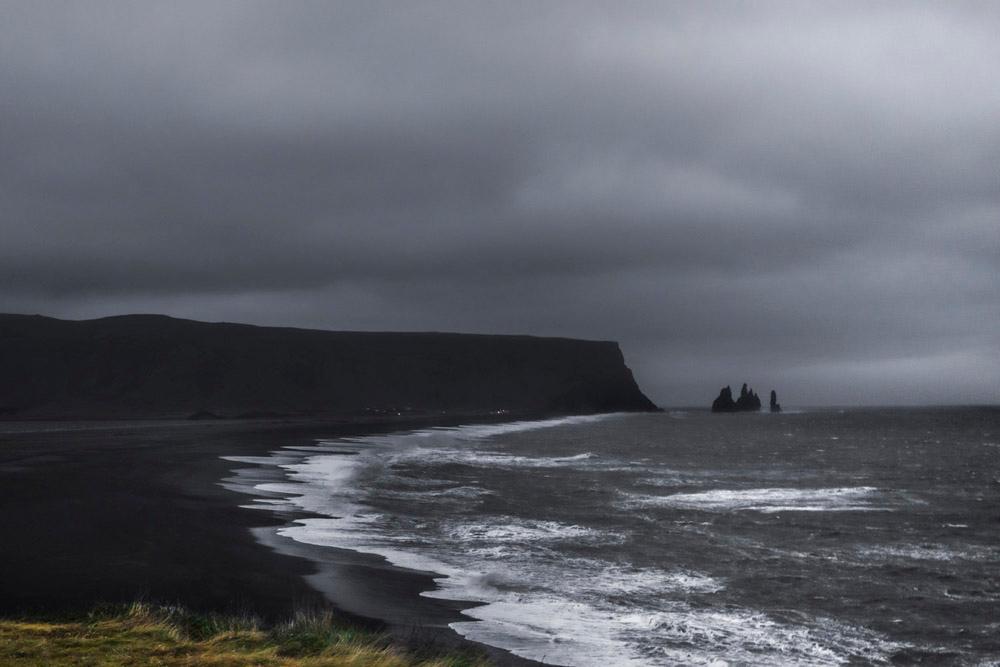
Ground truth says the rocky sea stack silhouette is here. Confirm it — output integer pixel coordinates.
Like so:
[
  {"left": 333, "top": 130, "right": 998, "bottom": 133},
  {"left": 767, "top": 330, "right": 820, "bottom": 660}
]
[
  {"left": 711, "top": 383, "right": 764, "bottom": 412},
  {"left": 770, "top": 390, "right": 782, "bottom": 413}
]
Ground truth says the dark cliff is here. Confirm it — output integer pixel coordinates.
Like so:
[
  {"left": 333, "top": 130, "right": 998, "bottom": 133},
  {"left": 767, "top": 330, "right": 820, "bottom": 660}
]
[{"left": 0, "top": 314, "right": 657, "bottom": 419}]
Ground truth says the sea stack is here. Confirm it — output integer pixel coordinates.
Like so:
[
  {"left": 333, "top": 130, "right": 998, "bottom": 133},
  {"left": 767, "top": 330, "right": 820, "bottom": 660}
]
[
  {"left": 711, "top": 386, "right": 736, "bottom": 412},
  {"left": 736, "top": 383, "right": 762, "bottom": 411},
  {"left": 770, "top": 390, "right": 782, "bottom": 413},
  {"left": 711, "top": 383, "right": 762, "bottom": 412}
]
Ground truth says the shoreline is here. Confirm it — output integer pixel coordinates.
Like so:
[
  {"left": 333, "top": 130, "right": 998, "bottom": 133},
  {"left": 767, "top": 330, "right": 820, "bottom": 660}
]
[
  {"left": 223, "top": 417, "right": 556, "bottom": 666},
  {"left": 222, "top": 417, "right": 626, "bottom": 666},
  {"left": 0, "top": 413, "right": 560, "bottom": 665}
]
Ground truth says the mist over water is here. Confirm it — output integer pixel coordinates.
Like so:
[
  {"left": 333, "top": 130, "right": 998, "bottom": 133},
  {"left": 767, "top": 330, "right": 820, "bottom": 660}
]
[{"left": 228, "top": 408, "right": 1000, "bottom": 665}]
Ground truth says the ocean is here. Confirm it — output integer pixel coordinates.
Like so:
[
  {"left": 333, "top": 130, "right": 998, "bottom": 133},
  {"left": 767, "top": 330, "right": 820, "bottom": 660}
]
[{"left": 225, "top": 407, "right": 1000, "bottom": 665}]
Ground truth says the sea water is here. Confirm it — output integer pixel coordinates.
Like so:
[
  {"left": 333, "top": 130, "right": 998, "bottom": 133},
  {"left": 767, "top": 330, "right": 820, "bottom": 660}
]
[{"left": 225, "top": 407, "right": 1000, "bottom": 665}]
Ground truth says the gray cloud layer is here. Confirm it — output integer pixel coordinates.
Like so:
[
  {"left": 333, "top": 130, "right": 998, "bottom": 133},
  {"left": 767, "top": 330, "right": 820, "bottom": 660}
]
[{"left": 2, "top": 2, "right": 998, "bottom": 405}]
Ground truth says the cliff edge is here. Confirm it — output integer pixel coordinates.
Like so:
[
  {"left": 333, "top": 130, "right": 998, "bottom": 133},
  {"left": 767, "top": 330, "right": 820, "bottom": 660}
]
[{"left": 0, "top": 314, "right": 657, "bottom": 419}]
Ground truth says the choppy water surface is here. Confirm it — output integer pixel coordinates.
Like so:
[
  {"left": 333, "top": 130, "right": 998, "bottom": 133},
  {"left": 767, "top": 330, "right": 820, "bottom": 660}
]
[{"left": 228, "top": 408, "right": 1000, "bottom": 665}]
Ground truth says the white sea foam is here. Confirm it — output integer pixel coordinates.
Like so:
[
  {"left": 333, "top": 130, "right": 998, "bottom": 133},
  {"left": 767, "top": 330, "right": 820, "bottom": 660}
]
[
  {"left": 281, "top": 515, "right": 765, "bottom": 666},
  {"left": 392, "top": 447, "right": 606, "bottom": 469},
  {"left": 223, "top": 413, "right": 902, "bottom": 666},
  {"left": 231, "top": 413, "right": 625, "bottom": 513},
  {"left": 636, "top": 473, "right": 701, "bottom": 487},
  {"left": 856, "top": 544, "right": 998, "bottom": 562},
  {"left": 457, "top": 599, "right": 897, "bottom": 667},
  {"left": 275, "top": 503, "right": 900, "bottom": 666},
  {"left": 446, "top": 413, "right": 620, "bottom": 440},
  {"left": 624, "top": 487, "right": 887, "bottom": 513},
  {"left": 433, "top": 553, "right": 891, "bottom": 666},
  {"left": 239, "top": 453, "right": 369, "bottom": 516},
  {"left": 446, "top": 519, "right": 604, "bottom": 544},
  {"left": 575, "top": 562, "right": 724, "bottom": 596}
]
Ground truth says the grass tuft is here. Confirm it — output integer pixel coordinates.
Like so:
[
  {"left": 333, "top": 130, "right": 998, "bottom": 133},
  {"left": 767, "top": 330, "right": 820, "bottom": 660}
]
[
  {"left": 0, "top": 603, "right": 491, "bottom": 666},
  {"left": 271, "top": 609, "right": 384, "bottom": 657}
]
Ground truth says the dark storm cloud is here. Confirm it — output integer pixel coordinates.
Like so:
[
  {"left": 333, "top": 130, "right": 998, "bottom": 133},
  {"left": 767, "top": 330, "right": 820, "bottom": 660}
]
[{"left": 1, "top": 1, "right": 998, "bottom": 404}]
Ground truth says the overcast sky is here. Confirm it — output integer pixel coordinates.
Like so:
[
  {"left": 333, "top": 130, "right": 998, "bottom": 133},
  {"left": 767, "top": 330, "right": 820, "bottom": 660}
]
[{"left": 1, "top": 2, "right": 997, "bottom": 406}]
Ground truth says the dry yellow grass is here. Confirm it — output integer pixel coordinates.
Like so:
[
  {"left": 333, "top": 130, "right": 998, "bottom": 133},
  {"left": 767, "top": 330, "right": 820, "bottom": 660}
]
[{"left": 0, "top": 604, "right": 488, "bottom": 667}]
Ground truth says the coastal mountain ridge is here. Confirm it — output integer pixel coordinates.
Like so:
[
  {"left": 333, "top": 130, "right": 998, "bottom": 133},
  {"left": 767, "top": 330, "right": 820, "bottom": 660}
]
[{"left": 0, "top": 314, "right": 657, "bottom": 419}]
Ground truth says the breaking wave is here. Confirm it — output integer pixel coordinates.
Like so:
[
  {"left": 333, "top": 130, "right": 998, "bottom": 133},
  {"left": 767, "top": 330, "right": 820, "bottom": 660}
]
[{"left": 623, "top": 486, "right": 888, "bottom": 513}]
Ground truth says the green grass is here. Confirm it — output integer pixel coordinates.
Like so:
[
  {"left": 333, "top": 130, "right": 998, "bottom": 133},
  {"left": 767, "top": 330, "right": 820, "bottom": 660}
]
[{"left": 0, "top": 603, "right": 489, "bottom": 666}]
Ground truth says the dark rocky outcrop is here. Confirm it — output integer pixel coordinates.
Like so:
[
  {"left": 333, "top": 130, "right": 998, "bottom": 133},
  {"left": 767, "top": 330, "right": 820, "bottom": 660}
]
[
  {"left": 736, "top": 383, "right": 762, "bottom": 411},
  {"left": 711, "top": 386, "right": 736, "bottom": 412},
  {"left": 770, "top": 390, "right": 782, "bottom": 413},
  {"left": 0, "top": 314, "right": 657, "bottom": 419},
  {"left": 711, "top": 383, "right": 762, "bottom": 412}
]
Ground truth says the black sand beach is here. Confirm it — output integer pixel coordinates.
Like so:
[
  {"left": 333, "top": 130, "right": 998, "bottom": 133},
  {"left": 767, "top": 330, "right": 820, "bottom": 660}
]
[{"left": 0, "top": 417, "right": 539, "bottom": 665}]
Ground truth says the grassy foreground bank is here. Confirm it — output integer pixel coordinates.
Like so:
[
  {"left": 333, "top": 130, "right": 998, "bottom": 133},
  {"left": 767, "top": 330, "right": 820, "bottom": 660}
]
[{"left": 0, "top": 603, "right": 488, "bottom": 666}]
